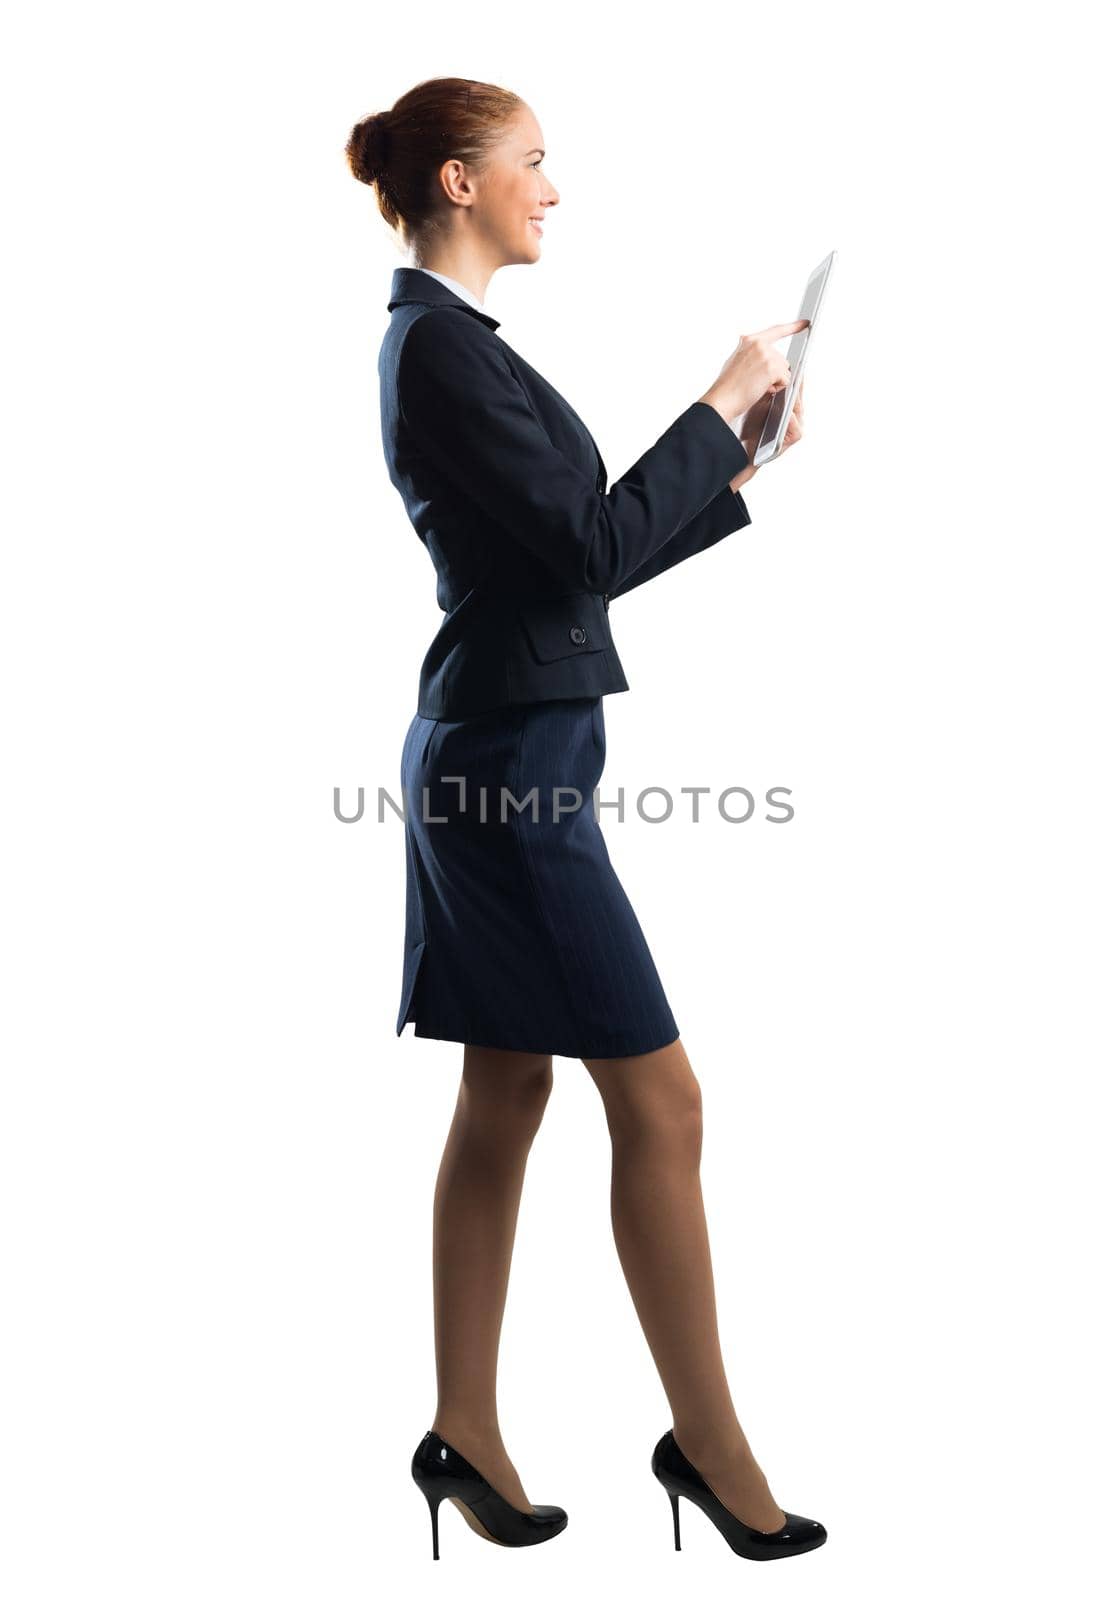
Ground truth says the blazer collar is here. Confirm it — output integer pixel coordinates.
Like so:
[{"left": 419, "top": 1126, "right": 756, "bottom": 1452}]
[{"left": 387, "top": 265, "right": 501, "bottom": 330}]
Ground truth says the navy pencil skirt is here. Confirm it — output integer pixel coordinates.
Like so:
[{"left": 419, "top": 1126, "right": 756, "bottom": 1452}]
[{"left": 396, "top": 695, "right": 681, "bottom": 1058}]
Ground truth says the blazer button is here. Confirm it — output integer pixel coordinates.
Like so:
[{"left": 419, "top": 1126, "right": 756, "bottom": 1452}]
[{"left": 569, "top": 625, "right": 587, "bottom": 645}]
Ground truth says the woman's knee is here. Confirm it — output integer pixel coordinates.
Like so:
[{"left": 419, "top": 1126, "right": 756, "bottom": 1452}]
[
  {"left": 584, "top": 1040, "right": 703, "bottom": 1151},
  {"left": 460, "top": 1046, "right": 555, "bottom": 1128}
]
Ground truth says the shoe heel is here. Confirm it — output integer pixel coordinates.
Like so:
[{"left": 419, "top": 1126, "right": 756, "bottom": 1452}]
[
  {"left": 416, "top": 1484, "right": 443, "bottom": 1560},
  {"left": 667, "top": 1489, "right": 681, "bottom": 1550}
]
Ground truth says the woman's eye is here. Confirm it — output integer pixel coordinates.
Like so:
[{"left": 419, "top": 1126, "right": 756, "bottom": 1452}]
[{"left": 532, "top": 160, "right": 542, "bottom": 168}]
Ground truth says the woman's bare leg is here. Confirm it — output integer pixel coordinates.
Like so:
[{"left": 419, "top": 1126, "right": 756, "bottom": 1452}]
[
  {"left": 429, "top": 1043, "right": 553, "bottom": 1514},
  {"left": 584, "top": 1035, "right": 787, "bottom": 1532}
]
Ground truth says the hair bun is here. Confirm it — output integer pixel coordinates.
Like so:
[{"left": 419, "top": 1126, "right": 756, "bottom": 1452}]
[
  {"left": 362, "top": 113, "right": 391, "bottom": 178},
  {"left": 347, "top": 111, "right": 392, "bottom": 186}
]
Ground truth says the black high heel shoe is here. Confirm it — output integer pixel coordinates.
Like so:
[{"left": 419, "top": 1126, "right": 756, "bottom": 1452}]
[
  {"left": 411, "top": 1429, "right": 568, "bottom": 1559},
  {"left": 651, "top": 1429, "right": 827, "bottom": 1560}
]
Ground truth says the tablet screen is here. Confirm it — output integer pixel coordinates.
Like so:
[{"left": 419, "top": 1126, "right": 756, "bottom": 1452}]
[{"left": 754, "top": 251, "right": 835, "bottom": 464}]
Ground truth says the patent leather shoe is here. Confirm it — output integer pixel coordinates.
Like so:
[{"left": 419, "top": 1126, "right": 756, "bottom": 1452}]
[
  {"left": 651, "top": 1429, "right": 826, "bottom": 1560},
  {"left": 411, "top": 1429, "right": 568, "bottom": 1559}
]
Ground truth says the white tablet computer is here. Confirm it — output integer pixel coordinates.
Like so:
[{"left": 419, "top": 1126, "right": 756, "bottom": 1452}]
[{"left": 751, "top": 250, "right": 836, "bottom": 466}]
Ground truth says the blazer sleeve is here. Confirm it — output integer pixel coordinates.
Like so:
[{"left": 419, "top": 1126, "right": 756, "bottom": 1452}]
[
  {"left": 606, "top": 483, "right": 750, "bottom": 600},
  {"left": 396, "top": 307, "right": 749, "bottom": 595}
]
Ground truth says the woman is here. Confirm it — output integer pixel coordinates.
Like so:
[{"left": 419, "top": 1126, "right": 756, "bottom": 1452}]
[{"left": 346, "top": 77, "right": 825, "bottom": 1563}]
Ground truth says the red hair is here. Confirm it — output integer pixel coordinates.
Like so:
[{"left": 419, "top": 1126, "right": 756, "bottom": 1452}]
[{"left": 346, "top": 76, "right": 523, "bottom": 243}]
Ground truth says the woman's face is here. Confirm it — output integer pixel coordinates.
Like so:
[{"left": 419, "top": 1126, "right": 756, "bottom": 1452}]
[{"left": 470, "top": 104, "right": 559, "bottom": 265}]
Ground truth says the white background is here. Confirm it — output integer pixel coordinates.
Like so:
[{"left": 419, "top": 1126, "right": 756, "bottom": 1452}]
[{"left": 2, "top": 2, "right": 1117, "bottom": 1595}]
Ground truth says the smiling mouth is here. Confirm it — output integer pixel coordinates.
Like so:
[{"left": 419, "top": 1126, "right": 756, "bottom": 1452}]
[{"left": 529, "top": 217, "right": 544, "bottom": 236}]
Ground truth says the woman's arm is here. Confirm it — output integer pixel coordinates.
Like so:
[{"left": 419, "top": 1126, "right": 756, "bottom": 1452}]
[
  {"left": 606, "top": 483, "right": 750, "bottom": 601},
  {"left": 609, "top": 380, "right": 808, "bottom": 600},
  {"left": 396, "top": 308, "right": 750, "bottom": 596}
]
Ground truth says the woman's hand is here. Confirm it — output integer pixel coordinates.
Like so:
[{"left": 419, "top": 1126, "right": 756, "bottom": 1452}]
[
  {"left": 728, "top": 380, "right": 805, "bottom": 493},
  {"left": 700, "top": 319, "right": 809, "bottom": 426}
]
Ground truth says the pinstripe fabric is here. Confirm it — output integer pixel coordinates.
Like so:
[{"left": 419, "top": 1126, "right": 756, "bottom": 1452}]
[{"left": 397, "top": 695, "right": 680, "bottom": 1058}]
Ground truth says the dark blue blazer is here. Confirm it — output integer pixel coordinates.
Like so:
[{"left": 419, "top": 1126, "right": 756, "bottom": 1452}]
[{"left": 378, "top": 266, "right": 751, "bottom": 719}]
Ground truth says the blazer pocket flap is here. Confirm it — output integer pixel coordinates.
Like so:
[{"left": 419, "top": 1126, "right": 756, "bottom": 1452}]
[{"left": 518, "top": 592, "right": 609, "bottom": 664}]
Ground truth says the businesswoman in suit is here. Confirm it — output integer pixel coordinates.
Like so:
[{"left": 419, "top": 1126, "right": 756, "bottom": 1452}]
[{"left": 347, "top": 78, "right": 824, "bottom": 1563}]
